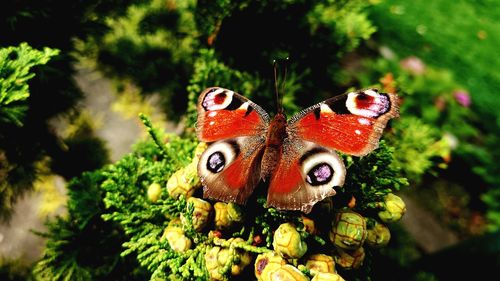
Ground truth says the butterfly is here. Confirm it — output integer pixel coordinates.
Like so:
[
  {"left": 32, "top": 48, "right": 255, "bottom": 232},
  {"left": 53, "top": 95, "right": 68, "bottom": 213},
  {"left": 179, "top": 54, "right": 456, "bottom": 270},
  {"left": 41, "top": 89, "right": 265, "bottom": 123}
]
[{"left": 196, "top": 87, "right": 399, "bottom": 213}]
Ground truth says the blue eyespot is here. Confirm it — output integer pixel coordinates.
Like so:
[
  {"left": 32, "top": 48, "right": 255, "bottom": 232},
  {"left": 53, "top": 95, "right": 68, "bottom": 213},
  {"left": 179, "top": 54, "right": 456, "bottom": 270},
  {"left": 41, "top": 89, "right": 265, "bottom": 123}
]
[
  {"left": 306, "top": 163, "right": 333, "bottom": 186},
  {"left": 207, "top": 152, "right": 225, "bottom": 173}
]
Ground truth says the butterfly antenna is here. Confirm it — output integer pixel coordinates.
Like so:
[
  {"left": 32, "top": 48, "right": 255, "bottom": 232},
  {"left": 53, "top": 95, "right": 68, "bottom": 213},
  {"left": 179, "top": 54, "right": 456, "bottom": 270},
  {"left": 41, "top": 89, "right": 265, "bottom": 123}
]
[
  {"left": 273, "top": 58, "right": 289, "bottom": 114},
  {"left": 280, "top": 57, "right": 289, "bottom": 112},
  {"left": 273, "top": 60, "right": 282, "bottom": 114}
]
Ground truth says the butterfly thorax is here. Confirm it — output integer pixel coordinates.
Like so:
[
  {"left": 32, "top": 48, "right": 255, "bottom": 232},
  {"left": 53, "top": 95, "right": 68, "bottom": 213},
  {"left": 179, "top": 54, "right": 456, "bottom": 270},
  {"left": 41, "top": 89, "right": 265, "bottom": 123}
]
[{"left": 260, "top": 113, "right": 288, "bottom": 180}]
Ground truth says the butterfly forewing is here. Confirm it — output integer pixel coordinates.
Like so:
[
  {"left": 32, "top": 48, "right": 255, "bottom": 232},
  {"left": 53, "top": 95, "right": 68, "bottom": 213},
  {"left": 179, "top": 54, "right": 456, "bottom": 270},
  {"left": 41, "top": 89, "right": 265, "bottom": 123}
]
[
  {"left": 288, "top": 89, "right": 399, "bottom": 156},
  {"left": 196, "top": 87, "right": 270, "bottom": 142}
]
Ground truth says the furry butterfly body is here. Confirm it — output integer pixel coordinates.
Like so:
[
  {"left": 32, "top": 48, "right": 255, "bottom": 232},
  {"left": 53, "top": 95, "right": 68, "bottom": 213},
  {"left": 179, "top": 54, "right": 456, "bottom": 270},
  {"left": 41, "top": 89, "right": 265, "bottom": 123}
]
[{"left": 196, "top": 87, "right": 399, "bottom": 213}]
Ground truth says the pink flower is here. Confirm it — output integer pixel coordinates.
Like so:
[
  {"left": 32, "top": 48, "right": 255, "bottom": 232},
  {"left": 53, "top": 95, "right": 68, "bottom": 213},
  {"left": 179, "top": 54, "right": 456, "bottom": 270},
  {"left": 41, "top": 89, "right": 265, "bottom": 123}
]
[
  {"left": 400, "top": 56, "right": 426, "bottom": 75},
  {"left": 453, "top": 90, "right": 471, "bottom": 107}
]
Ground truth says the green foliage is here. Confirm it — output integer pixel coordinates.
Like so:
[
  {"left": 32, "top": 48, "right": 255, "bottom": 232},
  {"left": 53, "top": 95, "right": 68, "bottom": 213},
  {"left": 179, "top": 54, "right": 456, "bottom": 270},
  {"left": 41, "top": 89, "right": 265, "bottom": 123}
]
[
  {"left": 388, "top": 117, "right": 448, "bottom": 183},
  {"left": 194, "top": 0, "right": 251, "bottom": 37},
  {"left": 0, "top": 42, "right": 59, "bottom": 220},
  {"left": 211, "top": 0, "right": 376, "bottom": 87},
  {"left": 340, "top": 141, "right": 409, "bottom": 211},
  {"left": 139, "top": 113, "right": 174, "bottom": 161},
  {"left": 99, "top": 132, "right": 201, "bottom": 279},
  {"left": 33, "top": 171, "right": 148, "bottom": 281},
  {"left": 369, "top": 0, "right": 500, "bottom": 114},
  {"left": 463, "top": 120, "right": 500, "bottom": 232},
  {"left": 0, "top": 0, "right": 144, "bottom": 220},
  {"left": 0, "top": 43, "right": 59, "bottom": 126},
  {"left": 87, "top": 0, "right": 198, "bottom": 119},
  {"left": 307, "top": 0, "right": 376, "bottom": 54},
  {"left": 482, "top": 186, "right": 500, "bottom": 232},
  {"left": 79, "top": 0, "right": 380, "bottom": 122},
  {"left": 367, "top": 0, "right": 500, "bottom": 231}
]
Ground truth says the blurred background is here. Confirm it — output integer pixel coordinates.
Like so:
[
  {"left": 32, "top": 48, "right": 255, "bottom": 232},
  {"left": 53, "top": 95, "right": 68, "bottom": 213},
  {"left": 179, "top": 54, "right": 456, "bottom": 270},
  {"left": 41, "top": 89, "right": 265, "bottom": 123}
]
[{"left": 1, "top": 0, "right": 499, "bottom": 280}]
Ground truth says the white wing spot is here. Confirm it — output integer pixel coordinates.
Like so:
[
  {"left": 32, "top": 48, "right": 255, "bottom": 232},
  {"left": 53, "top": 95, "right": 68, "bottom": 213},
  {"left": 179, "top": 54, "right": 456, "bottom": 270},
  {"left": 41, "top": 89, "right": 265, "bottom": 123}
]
[
  {"left": 238, "top": 102, "right": 249, "bottom": 111},
  {"left": 320, "top": 103, "right": 333, "bottom": 114},
  {"left": 346, "top": 91, "right": 388, "bottom": 118},
  {"left": 358, "top": 117, "right": 371, "bottom": 125},
  {"left": 203, "top": 89, "right": 234, "bottom": 110},
  {"left": 355, "top": 129, "right": 361, "bottom": 135},
  {"left": 209, "top": 121, "right": 215, "bottom": 126},
  {"left": 208, "top": 111, "right": 217, "bottom": 117}
]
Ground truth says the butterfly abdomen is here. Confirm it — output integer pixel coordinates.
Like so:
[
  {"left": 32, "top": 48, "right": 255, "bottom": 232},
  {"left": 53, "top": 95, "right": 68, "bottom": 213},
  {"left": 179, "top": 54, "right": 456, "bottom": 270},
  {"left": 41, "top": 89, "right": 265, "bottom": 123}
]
[{"left": 261, "top": 113, "right": 288, "bottom": 179}]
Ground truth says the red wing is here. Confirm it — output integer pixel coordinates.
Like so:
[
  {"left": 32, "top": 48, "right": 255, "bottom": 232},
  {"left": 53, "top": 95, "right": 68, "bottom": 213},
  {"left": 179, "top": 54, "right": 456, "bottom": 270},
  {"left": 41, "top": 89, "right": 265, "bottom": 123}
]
[
  {"left": 288, "top": 89, "right": 399, "bottom": 156},
  {"left": 196, "top": 87, "right": 270, "bottom": 142},
  {"left": 267, "top": 140, "right": 346, "bottom": 214},
  {"left": 198, "top": 136, "right": 265, "bottom": 205}
]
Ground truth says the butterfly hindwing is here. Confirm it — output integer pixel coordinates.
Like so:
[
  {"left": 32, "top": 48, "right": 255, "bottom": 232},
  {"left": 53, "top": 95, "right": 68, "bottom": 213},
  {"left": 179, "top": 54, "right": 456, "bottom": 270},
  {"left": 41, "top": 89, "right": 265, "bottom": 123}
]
[
  {"left": 196, "top": 87, "right": 270, "bottom": 142},
  {"left": 198, "top": 136, "right": 265, "bottom": 204},
  {"left": 288, "top": 89, "right": 399, "bottom": 156},
  {"left": 266, "top": 139, "right": 346, "bottom": 213}
]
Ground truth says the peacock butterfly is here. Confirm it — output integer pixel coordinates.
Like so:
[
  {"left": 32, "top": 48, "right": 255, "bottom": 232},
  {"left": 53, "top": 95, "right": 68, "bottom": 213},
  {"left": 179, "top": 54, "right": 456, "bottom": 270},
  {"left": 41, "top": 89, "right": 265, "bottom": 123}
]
[{"left": 195, "top": 85, "right": 399, "bottom": 213}]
